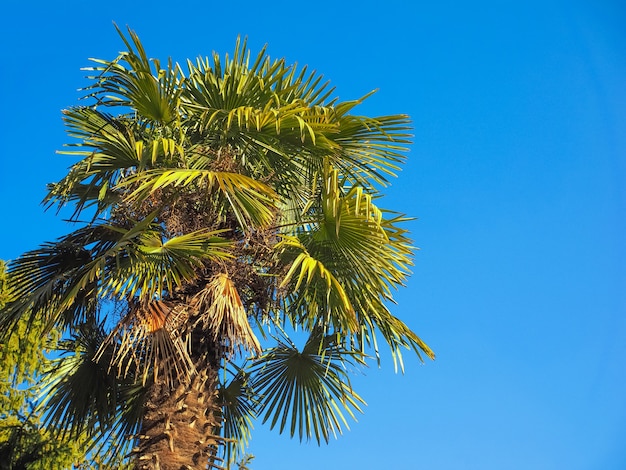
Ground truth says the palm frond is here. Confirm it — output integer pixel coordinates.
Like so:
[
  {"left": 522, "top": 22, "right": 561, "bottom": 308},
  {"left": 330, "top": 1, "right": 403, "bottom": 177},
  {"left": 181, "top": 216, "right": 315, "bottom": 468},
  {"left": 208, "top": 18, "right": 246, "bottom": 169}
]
[
  {"left": 277, "top": 236, "right": 357, "bottom": 333},
  {"left": 1, "top": 233, "right": 101, "bottom": 335},
  {"left": 218, "top": 364, "right": 257, "bottom": 466},
  {"left": 333, "top": 112, "right": 412, "bottom": 188},
  {"left": 275, "top": 162, "right": 435, "bottom": 366},
  {"left": 122, "top": 169, "right": 278, "bottom": 230},
  {"left": 83, "top": 24, "right": 182, "bottom": 124},
  {"left": 249, "top": 330, "right": 365, "bottom": 444},
  {"left": 46, "top": 106, "right": 186, "bottom": 220},
  {"left": 99, "top": 226, "right": 233, "bottom": 301},
  {"left": 39, "top": 320, "right": 142, "bottom": 449},
  {"left": 193, "top": 273, "right": 261, "bottom": 356},
  {"left": 96, "top": 300, "right": 194, "bottom": 387},
  {"left": 2, "top": 222, "right": 232, "bottom": 337}
]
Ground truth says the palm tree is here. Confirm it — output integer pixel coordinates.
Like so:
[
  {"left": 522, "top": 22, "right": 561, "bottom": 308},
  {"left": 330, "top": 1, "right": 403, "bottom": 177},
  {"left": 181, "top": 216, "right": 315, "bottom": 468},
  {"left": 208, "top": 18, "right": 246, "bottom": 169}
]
[{"left": 1, "top": 27, "right": 434, "bottom": 469}]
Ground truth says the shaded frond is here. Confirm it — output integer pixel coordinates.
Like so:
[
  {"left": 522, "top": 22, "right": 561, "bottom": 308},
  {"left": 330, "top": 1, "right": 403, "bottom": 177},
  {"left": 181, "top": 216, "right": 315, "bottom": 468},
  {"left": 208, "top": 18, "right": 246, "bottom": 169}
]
[
  {"left": 218, "top": 364, "right": 257, "bottom": 466},
  {"left": 1, "top": 231, "right": 102, "bottom": 335},
  {"left": 249, "top": 330, "right": 365, "bottom": 444},
  {"left": 333, "top": 113, "right": 412, "bottom": 187},
  {"left": 40, "top": 320, "right": 143, "bottom": 454}
]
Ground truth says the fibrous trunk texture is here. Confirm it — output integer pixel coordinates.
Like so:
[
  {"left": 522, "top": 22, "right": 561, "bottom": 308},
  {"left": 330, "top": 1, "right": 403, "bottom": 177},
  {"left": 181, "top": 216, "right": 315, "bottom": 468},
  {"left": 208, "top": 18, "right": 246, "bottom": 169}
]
[{"left": 134, "top": 365, "right": 222, "bottom": 470}]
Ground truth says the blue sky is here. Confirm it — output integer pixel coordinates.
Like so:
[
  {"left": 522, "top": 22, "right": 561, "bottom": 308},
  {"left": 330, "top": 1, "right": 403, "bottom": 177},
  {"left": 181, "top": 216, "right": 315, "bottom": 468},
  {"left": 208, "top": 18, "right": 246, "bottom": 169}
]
[{"left": 1, "top": 1, "right": 625, "bottom": 469}]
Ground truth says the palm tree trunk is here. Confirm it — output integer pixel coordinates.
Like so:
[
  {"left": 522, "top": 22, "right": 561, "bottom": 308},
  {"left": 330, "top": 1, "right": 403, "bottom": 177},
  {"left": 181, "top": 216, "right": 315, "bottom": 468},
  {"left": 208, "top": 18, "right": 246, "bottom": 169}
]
[{"left": 134, "top": 364, "right": 223, "bottom": 470}]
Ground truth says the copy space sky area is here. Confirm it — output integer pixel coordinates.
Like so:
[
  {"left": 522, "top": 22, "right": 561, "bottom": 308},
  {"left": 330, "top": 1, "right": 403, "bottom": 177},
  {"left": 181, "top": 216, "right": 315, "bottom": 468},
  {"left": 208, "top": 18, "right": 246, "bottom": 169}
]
[{"left": 1, "top": 1, "right": 625, "bottom": 469}]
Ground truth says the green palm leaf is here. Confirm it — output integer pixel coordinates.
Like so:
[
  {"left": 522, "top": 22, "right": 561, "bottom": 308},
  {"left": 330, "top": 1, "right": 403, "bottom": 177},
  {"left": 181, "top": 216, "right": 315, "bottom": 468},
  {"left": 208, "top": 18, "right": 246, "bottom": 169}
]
[
  {"left": 218, "top": 365, "right": 257, "bottom": 466},
  {"left": 277, "top": 236, "right": 357, "bottom": 333},
  {"left": 1, "top": 231, "right": 103, "bottom": 334},
  {"left": 249, "top": 331, "right": 365, "bottom": 444},
  {"left": 122, "top": 169, "right": 278, "bottom": 230},
  {"left": 83, "top": 25, "right": 182, "bottom": 124},
  {"left": 100, "top": 226, "right": 233, "bottom": 300},
  {"left": 40, "top": 320, "right": 143, "bottom": 454},
  {"left": 276, "top": 162, "right": 434, "bottom": 366}
]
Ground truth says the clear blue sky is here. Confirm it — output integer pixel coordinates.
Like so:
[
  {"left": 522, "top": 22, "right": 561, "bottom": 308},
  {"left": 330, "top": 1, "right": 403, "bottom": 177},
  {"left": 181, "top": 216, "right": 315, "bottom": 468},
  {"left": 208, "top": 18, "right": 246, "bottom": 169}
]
[{"left": 1, "top": 1, "right": 624, "bottom": 469}]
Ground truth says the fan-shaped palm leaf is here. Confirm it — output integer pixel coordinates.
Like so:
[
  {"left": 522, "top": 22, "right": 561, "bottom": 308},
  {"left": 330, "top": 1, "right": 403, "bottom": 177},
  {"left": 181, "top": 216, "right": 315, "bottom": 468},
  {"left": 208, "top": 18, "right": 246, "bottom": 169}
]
[
  {"left": 249, "top": 330, "right": 365, "bottom": 444},
  {"left": 277, "top": 236, "right": 357, "bottom": 333},
  {"left": 276, "top": 162, "right": 434, "bottom": 366},
  {"left": 99, "top": 226, "right": 233, "bottom": 300},
  {"left": 83, "top": 25, "right": 182, "bottom": 124},
  {"left": 1, "top": 232, "right": 101, "bottom": 334},
  {"left": 40, "top": 320, "right": 143, "bottom": 457}
]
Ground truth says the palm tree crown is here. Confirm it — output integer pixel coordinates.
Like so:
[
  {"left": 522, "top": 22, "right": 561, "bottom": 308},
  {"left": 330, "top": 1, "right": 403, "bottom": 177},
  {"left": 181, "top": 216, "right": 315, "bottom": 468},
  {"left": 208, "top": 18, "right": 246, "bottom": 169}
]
[{"left": 1, "top": 26, "right": 434, "bottom": 469}]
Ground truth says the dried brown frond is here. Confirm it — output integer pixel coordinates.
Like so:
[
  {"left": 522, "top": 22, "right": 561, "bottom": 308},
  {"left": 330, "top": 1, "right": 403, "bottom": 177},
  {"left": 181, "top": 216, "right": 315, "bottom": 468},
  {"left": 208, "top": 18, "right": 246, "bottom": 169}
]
[
  {"left": 95, "top": 300, "right": 195, "bottom": 387},
  {"left": 192, "top": 273, "right": 262, "bottom": 357}
]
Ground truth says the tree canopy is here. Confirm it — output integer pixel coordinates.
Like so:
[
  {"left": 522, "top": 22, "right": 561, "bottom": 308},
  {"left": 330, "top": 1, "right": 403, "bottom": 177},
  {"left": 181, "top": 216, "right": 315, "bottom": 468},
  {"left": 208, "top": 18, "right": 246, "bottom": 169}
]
[{"left": 0, "top": 27, "right": 433, "bottom": 469}]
